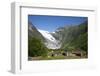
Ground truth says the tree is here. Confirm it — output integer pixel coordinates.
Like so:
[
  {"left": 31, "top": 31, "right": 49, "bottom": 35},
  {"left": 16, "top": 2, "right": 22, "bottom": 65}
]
[{"left": 28, "top": 37, "right": 47, "bottom": 57}]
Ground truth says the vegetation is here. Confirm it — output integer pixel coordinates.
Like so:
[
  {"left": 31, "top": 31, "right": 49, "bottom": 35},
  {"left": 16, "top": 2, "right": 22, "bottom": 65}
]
[
  {"left": 28, "top": 21, "right": 88, "bottom": 60},
  {"left": 59, "top": 21, "right": 88, "bottom": 52},
  {"left": 28, "top": 37, "right": 48, "bottom": 57}
]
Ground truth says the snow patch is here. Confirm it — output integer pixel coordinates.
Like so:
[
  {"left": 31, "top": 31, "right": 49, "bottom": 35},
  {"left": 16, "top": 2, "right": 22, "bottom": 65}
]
[
  {"left": 38, "top": 29, "right": 56, "bottom": 42},
  {"left": 38, "top": 29, "right": 61, "bottom": 49}
]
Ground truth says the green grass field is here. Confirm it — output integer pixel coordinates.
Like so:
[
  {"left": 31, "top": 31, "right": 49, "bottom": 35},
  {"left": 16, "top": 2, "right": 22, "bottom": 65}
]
[{"left": 28, "top": 55, "right": 87, "bottom": 61}]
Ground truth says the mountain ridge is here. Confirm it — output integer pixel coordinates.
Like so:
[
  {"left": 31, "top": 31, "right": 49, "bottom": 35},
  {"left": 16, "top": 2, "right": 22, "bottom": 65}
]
[{"left": 28, "top": 21, "right": 87, "bottom": 52}]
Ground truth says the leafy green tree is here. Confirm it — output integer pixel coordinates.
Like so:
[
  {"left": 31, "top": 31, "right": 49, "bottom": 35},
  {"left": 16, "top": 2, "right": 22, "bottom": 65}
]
[{"left": 28, "top": 37, "right": 47, "bottom": 57}]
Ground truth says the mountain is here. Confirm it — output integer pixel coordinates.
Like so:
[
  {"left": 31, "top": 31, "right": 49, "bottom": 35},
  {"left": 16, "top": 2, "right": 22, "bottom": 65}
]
[
  {"left": 28, "top": 22, "right": 45, "bottom": 42},
  {"left": 38, "top": 29, "right": 61, "bottom": 49},
  {"left": 28, "top": 21, "right": 88, "bottom": 52},
  {"left": 28, "top": 22, "right": 48, "bottom": 57},
  {"left": 52, "top": 21, "right": 88, "bottom": 51},
  {"left": 28, "top": 22, "right": 61, "bottom": 49},
  {"left": 38, "top": 29, "right": 56, "bottom": 42}
]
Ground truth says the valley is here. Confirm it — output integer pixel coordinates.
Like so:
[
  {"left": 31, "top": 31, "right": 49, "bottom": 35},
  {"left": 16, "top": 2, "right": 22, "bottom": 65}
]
[{"left": 28, "top": 21, "right": 88, "bottom": 60}]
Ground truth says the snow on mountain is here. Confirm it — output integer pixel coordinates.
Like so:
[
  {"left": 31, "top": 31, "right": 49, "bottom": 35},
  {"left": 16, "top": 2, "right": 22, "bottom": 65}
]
[
  {"left": 38, "top": 29, "right": 61, "bottom": 49},
  {"left": 38, "top": 29, "right": 56, "bottom": 42}
]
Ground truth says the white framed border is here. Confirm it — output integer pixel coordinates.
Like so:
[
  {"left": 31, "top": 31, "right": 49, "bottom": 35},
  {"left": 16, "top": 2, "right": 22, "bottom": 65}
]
[{"left": 11, "top": 2, "right": 97, "bottom": 74}]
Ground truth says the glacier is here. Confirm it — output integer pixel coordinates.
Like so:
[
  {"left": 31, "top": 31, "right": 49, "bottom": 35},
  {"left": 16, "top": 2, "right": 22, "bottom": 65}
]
[{"left": 38, "top": 29, "right": 61, "bottom": 49}]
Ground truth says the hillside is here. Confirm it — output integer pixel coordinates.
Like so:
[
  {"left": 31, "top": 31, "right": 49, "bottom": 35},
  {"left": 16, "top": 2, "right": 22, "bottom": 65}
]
[
  {"left": 52, "top": 21, "right": 88, "bottom": 52},
  {"left": 28, "top": 21, "right": 45, "bottom": 42},
  {"left": 28, "top": 21, "right": 88, "bottom": 60}
]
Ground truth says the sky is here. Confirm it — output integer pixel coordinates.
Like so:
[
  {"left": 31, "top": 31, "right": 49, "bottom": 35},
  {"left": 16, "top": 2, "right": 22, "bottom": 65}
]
[{"left": 28, "top": 15, "right": 88, "bottom": 32}]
